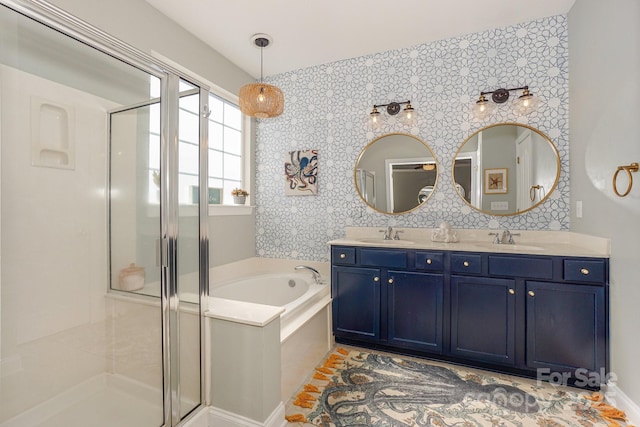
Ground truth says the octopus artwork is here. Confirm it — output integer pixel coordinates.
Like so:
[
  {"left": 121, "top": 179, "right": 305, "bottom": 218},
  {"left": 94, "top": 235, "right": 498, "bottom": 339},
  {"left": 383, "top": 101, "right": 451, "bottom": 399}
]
[{"left": 285, "top": 149, "right": 318, "bottom": 195}]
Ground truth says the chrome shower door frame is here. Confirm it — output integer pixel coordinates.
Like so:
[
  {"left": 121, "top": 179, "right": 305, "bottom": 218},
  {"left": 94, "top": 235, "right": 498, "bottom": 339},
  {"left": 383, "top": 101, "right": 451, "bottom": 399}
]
[{"left": 1, "top": 1, "right": 211, "bottom": 425}]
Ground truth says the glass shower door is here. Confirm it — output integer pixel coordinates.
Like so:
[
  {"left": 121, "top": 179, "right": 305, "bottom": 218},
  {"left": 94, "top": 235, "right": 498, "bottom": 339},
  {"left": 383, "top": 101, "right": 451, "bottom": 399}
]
[
  {"left": 110, "top": 77, "right": 206, "bottom": 424},
  {"left": 0, "top": 3, "right": 167, "bottom": 426},
  {"left": 175, "top": 79, "right": 205, "bottom": 420},
  {"left": 109, "top": 100, "right": 165, "bottom": 427}
]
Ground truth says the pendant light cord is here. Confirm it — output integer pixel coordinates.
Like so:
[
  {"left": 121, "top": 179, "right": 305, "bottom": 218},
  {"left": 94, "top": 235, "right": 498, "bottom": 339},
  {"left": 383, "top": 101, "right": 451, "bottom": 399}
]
[{"left": 260, "top": 45, "right": 264, "bottom": 84}]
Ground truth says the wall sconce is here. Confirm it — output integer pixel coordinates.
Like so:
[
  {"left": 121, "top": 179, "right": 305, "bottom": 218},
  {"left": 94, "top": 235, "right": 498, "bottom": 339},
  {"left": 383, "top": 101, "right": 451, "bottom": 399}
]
[
  {"left": 472, "top": 86, "right": 538, "bottom": 119},
  {"left": 369, "top": 100, "right": 417, "bottom": 128}
]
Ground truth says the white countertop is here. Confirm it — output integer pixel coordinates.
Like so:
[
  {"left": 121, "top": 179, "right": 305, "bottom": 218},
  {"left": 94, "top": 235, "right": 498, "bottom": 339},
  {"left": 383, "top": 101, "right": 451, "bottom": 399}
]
[
  {"left": 328, "top": 227, "right": 610, "bottom": 258},
  {"left": 205, "top": 297, "right": 284, "bottom": 327}
]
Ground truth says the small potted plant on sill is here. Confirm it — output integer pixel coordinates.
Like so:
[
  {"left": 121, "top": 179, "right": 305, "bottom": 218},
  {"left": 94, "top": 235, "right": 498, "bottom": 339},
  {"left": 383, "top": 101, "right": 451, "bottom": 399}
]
[{"left": 231, "top": 188, "right": 249, "bottom": 205}]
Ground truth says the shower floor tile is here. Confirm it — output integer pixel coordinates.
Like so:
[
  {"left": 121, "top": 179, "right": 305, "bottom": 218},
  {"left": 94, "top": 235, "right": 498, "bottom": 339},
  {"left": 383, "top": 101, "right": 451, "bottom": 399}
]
[
  {"left": 1, "top": 374, "right": 163, "bottom": 427},
  {"left": 36, "top": 386, "right": 162, "bottom": 427}
]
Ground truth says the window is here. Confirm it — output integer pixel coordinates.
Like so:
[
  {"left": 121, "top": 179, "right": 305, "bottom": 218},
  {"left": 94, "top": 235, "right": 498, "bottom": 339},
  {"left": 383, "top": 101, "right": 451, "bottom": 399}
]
[
  {"left": 206, "top": 93, "right": 243, "bottom": 205},
  {"left": 147, "top": 79, "right": 246, "bottom": 207}
]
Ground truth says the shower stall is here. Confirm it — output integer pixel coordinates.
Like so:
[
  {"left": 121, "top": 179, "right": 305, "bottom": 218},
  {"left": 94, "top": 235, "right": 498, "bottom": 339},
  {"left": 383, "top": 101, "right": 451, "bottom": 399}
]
[{"left": 0, "top": 1, "right": 210, "bottom": 426}]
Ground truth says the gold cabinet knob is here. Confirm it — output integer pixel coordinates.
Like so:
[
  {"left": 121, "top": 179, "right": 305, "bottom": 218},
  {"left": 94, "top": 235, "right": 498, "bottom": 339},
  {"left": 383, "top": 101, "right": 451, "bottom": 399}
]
[
  {"left": 528, "top": 290, "right": 535, "bottom": 297},
  {"left": 339, "top": 253, "right": 346, "bottom": 259},
  {"left": 463, "top": 261, "right": 469, "bottom": 267},
  {"left": 388, "top": 278, "right": 394, "bottom": 284},
  {"left": 373, "top": 277, "right": 379, "bottom": 282},
  {"left": 426, "top": 259, "right": 432, "bottom": 265},
  {"left": 508, "top": 288, "right": 515, "bottom": 295},
  {"left": 580, "top": 268, "right": 590, "bottom": 275}
]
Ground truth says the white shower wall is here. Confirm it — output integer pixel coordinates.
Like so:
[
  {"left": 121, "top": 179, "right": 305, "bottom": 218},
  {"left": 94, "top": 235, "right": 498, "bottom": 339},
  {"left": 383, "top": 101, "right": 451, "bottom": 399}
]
[
  {"left": 1, "top": 64, "right": 113, "bottom": 342},
  {"left": 0, "top": 64, "right": 151, "bottom": 422}
]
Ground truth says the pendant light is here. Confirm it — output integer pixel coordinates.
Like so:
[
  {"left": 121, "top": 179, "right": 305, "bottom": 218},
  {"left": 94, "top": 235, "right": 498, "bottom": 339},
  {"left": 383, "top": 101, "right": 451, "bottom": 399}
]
[{"left": 238, "top": 34, "right": 284, "bottom": 118}]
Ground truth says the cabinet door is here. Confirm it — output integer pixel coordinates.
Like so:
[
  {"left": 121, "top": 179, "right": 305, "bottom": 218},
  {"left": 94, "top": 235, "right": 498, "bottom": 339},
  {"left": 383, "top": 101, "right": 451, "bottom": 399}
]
[
  {"left": 332, "top": 266, "right": 381, "bottom": 340},
  {"left": 387, "top": 271, "right": 443, "bottom": 353},
  {"left": 526, "top": 281, "right": 606, "bottom": 376},
  {"left": 450, "top": 276, "right": 516, "bottom": 365}
]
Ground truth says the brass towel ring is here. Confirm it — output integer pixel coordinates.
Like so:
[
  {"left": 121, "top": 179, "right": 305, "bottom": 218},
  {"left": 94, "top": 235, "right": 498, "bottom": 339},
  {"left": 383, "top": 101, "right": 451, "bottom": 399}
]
[
  {"left": 613, "top": 162, "right": 639, "bottom": 197},
  {"left": 529, "top": 185, "right": 545, "bottom": 202}
]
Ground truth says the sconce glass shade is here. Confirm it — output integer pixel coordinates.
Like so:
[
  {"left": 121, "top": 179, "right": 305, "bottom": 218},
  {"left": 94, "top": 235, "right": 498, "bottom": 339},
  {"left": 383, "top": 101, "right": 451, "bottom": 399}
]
[
  {"left": 513, "top": 88, "right": 539, "bottom": 115},
  {"left": 239, "top": 82, "right": 284, "bottom": 118},
  {"left": 472, "top": 94, "right": 495, "bottom": 120},
  {"left": 401, "top": 103, "right": 418, "bottom": 126},
  {"left": 368, "top": 106, "right": 382, "bottom": 129}
]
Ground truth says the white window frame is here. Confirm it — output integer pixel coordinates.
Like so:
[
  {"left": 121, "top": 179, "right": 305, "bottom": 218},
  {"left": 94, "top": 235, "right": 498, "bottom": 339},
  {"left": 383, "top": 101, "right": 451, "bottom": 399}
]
[{"left": 151, "top": 51, "right": 253, "bottom": 217}]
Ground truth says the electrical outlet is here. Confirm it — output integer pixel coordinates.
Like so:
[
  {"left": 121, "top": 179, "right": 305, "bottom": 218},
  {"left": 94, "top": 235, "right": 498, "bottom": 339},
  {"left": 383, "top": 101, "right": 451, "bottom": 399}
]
[
  {"left": 491, "top": 201, "right": 509, "bottom": 211},
  {"left": 576, "top": 201, "right": 583, "bottom": 218}
]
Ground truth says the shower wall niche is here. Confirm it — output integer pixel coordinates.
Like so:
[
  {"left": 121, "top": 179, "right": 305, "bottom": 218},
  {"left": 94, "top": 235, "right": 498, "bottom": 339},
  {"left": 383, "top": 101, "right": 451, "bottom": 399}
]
[{"left": 31, "top": 97, "right": 75, "bottom": 169}]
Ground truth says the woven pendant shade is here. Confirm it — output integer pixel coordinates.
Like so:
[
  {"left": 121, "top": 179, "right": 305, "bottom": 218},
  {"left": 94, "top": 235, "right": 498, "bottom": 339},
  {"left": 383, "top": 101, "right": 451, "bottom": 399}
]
[{"left": 239, "top": 82, "right": 284, "bottom": 118}]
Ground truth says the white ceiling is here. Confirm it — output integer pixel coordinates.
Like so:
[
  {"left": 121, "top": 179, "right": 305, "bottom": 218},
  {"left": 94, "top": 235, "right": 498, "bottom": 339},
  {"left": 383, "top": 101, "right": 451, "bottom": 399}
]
[{"left": 146, "top": 0, "right": 575, "bottom": 79}]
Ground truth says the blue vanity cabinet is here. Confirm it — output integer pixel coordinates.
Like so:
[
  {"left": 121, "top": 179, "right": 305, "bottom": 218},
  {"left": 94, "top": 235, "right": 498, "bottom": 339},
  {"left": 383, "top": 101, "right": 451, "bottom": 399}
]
[
  {"left": 331, "top": 265, "right": 381, "bottom": 341},
  {"left": 450, "top": 275, "right": 516, "bottom": 365},
  {"left": 525, "top": 280, "right": 606, "bottom": 378},
  {"left": 387, "top": 270, "right": 444, "bottom": 353},
  {"left": 330, "top": 244, "right": 609, "bottom": 388},
  {"left": 331, "top": 246, "right": 444, "bottom": 353}
]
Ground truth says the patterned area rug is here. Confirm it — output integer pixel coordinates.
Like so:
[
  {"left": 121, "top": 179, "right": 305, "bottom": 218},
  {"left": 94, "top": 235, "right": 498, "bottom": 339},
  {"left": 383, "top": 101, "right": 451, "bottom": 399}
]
[{"left": 285, "top": 347, "right": 632, "bottom": 427}]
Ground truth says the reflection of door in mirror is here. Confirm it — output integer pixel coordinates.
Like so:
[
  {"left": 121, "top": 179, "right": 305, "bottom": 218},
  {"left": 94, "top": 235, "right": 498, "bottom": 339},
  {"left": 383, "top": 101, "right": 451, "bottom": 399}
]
[
  {"left": 355, "top": 169, "right": 376, "bottom": 207},
  {"left": 453, "top": 158, "right": 472, "bottom": 203},
  {"left": 355, "top": 133, "right": 438, "bottom": 214},
  {"left": 386, "top": 158, "right": 436, "bottom": 213},
  {"left": 452, "top": 123, "right": 560, "bottom": 216},
  {"left": 516, "top": 129, "right": 533, "bottom": 212},
  {"left": 453, "top": 134, "right": 480, "bottom": 206}
]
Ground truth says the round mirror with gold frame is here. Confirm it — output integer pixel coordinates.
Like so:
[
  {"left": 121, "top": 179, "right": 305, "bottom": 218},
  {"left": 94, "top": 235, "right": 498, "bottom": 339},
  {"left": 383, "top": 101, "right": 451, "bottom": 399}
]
[
  {"left": 453, "top": 123, "right": 560, "bottom": 216},
  {"left": 355, "top": 133, "right": 438, "bottom": 214}
]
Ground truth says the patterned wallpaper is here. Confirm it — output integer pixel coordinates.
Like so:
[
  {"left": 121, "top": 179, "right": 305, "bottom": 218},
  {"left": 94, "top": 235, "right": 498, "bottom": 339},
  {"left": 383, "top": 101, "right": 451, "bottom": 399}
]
[{"left": 255, "top": 15, "right": 569, "bottom": 262}]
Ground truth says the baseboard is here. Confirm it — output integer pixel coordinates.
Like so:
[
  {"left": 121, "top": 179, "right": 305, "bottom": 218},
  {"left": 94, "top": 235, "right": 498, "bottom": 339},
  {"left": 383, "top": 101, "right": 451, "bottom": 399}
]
[
  {"left": 180, "top": 408, "right": 209, "bottom": 427},
  {"left": 208, "top": 403, "right": 286, "bottom": 427},
  {"left": 605, "top": 382, "right": 640, "bottom": 425}
]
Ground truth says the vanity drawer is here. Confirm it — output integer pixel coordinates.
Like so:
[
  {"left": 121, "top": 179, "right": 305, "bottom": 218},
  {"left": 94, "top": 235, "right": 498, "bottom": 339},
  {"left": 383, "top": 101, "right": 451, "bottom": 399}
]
[
  {"left": 451, "top": 253, "right": 483, "bottom": 274},
  {"left": 563, "top": 259, "right": 606, "bottom": 284},
  {"left": 332, "top": 247, "right": 356, "bottom": 265},
  {"left": 489, "top": 256, "right": 553, "bottom": 279},
  {"left": 360, "top": 248, "right": 408, "bottom": 269},
  {"left": 415, "top": 252, "right": 444, "bottom": 272}
]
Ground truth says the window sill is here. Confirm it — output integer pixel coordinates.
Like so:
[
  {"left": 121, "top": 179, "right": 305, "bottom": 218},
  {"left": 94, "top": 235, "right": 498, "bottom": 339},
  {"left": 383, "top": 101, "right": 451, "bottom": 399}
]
[
  {"left": 146, "top": 204, "right": 255, "bottom": 217},
  {"left": 208, "top": 205, "right": 254, "bottom": 216}
]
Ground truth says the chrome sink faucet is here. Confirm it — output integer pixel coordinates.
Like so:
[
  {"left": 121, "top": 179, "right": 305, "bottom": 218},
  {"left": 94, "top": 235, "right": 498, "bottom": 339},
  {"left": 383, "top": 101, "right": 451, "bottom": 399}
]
[
  {"left": 294, "top": 265, "right": 323, "bottom": 284},
  {"left": 379, "top": 226, "right": 393, "bottom": 240},
  {"left": 489, "top": 229, "right": 521, "bottom": 244}
]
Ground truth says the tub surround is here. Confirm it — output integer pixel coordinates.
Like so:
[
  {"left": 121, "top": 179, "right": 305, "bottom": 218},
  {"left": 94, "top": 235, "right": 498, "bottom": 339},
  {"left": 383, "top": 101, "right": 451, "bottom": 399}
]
[
  {"left": 209, "top": 316, "right": 284, "bottom": 427},
  {"left": 329, "top": 226, "right": 610, "bottom": 258},
  {"left": 205, "top": 257, "right": 331, "bottom": 329},
  {"left": 209, "top": 257, "right": 330, "bottom": 289},
  {"left": 205, "top": 258, "right": 332, "bottom": 426},
  {"left": 206, "top": 299, "right": 284, "bottom": 327}
]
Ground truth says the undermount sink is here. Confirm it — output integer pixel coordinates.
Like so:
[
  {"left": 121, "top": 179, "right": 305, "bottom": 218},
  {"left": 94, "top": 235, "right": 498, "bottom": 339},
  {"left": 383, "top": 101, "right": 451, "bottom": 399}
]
[{"left": 355, "top": 238, "right": 415, "bottom": 245}]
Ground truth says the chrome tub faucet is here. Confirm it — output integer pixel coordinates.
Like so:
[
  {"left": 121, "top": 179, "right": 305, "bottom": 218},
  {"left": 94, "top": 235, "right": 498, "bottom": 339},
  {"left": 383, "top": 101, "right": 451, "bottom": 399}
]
[{"left": 294, "top": 265, "right": 323, "bottom": 284}]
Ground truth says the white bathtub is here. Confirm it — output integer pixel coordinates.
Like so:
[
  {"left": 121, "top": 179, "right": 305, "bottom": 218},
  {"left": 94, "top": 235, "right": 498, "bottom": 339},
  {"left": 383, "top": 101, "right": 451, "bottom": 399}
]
[
  {"left": 209, "top": 272, "right": 330, "bottom": 342},
  {"left": 206, "top": 268, "right": 333, "bottom": 402}
]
